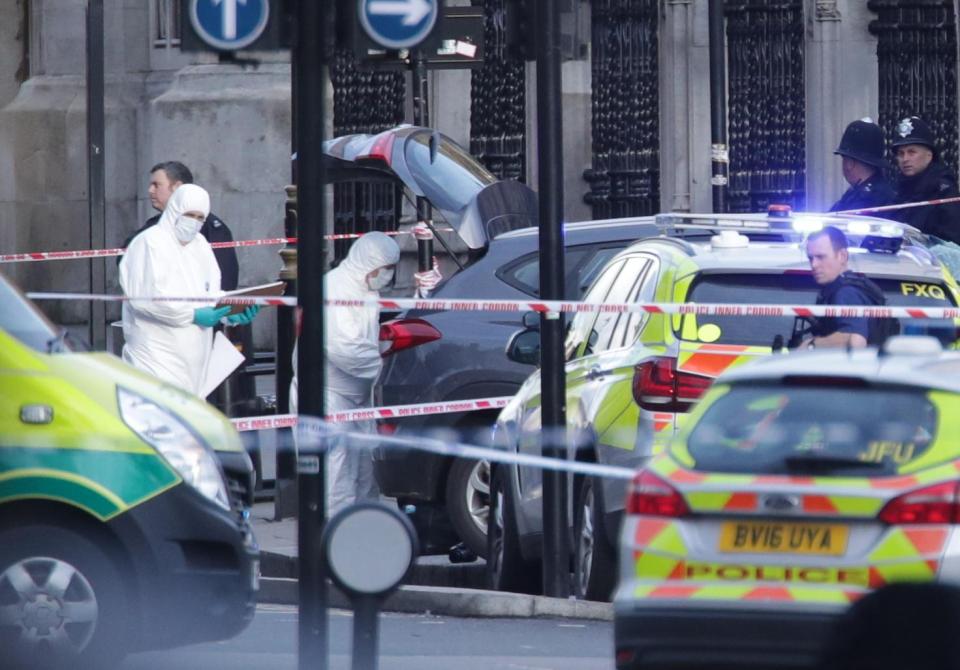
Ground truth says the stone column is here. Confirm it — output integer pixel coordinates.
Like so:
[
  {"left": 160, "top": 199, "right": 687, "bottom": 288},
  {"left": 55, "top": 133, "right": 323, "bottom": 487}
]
[
  {"left": 804, "top": 0, "right": 880, "bottom": 212},
  {"left": 659, "top": 0, "right": 711, "bottom": 213},
  {"left": 0, "top": 0, "right": 146, "bottom": 328}
]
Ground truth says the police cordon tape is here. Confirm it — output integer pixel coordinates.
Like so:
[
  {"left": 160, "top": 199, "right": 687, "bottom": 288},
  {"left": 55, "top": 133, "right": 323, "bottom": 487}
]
[
  {"left": 6, "top": 195, "right": 960, "bottom": 265},
  {"left": 24, "top": 291, "right": 960, "bottom": 320},
  {"left": 0, "top": 227, "right": 454, "bottom": 264},
  {"left": 292, "top": 415, "right": 638, "bottom": 481},
  {"left": 833, "top": 195, "right": 960, "bottom": 217},
  {"left": 230, "top": 395, "right": 512, "bottom": 432}
]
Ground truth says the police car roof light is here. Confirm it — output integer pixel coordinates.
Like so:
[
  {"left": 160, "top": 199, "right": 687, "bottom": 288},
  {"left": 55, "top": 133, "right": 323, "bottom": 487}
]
[
  {"left": 791, "top": 216, "right": 825, "bottom": 233},
  {"left": 768, "top": 203, "right": 792, "bottom": 217},
  {"left": 654, "top": 212, "right": 908, "bottom": 244}
]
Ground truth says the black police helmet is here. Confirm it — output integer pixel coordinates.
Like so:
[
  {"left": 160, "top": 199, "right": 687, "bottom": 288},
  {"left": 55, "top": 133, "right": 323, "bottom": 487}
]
[
  {"left": 891, "top": 115, "right": 936, "bottom": 151},
  {"left": 834, "top": 119, "right": 886, "bottom": 169}
]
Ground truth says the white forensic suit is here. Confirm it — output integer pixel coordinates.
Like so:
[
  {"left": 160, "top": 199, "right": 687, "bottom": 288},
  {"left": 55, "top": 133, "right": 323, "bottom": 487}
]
[
  {"left": 292, "top": 231, "right": 400, "bottom": 515},
  {"left": 119, "top": 184, "right": 221, "bottom": 395}
]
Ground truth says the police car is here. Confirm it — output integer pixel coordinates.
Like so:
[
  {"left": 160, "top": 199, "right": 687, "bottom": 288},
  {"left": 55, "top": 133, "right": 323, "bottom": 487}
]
[
  {"left": 615, "top": 336, "right": 960, "bottom": 669},
  {"left": 490, "top": 211, "right": 960, "bottom": 601}
]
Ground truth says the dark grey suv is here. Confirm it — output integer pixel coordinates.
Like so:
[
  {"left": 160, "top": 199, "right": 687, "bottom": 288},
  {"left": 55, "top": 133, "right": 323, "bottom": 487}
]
[{"left": 375, "top": 218, "right": 655, "bottom": 556}]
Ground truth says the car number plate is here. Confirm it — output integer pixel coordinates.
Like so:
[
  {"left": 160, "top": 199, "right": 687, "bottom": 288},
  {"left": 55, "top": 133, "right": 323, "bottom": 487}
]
[{"left": 718, "top": 521, "right": 848, "bottom": 556}]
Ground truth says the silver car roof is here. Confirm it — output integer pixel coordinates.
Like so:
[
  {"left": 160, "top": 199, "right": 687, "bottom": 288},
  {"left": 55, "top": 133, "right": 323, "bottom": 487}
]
[
  {"left": 494, "top": 216, "right": 656, "bottom": 240},
  {"left": 718, "top": 344, "right": 960, "bottom": 394}
]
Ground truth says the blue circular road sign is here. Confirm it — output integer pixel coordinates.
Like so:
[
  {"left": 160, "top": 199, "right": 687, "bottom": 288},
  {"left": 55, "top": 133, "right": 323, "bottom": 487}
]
[
  {"left": 190, "top": 0, "right": 270, "bottom": 51},
  {"left": 358, "top": 0, "right": 439, "bottom": 50}
]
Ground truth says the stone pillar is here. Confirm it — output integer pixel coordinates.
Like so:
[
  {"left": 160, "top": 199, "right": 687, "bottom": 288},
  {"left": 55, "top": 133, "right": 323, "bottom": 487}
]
[
  {"left": 0, "top": 0, "right": 28, "bottom": 110},
  {"left": 804, "top": 0, "right": 880, "bottom": 212},
  {"left": 0, "top": 0, "right": 145, "bottom": 328},
  {"left": 525, "top": 57, "right": 593, "bottom": 224},
  {"left": 659, "top": 0, "right": 712, "bottom": 213},
  {"left": 141, "top": 63, "right": 292, "bottom": 346}
]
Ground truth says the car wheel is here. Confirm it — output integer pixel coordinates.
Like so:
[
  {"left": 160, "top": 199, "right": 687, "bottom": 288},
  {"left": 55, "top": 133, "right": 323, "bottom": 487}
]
[
  {"left": 0, "top": 524, "right": 128, "bottom": 670},
  {"left": 574, "top": 476, "right": 617, "bottom": 601},
  {"left": 445, "top": 458, "right": 490, "bottom": 558},
  {"left": 487, "top": 466, "right": 541, "bottom": 594}
]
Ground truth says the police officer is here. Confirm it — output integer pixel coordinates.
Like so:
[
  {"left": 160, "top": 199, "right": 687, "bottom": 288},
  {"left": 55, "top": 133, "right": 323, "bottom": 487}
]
[
  {"left": 801, "top": 226, "right": 890, "bottom": 349},
  {"left": 829, "top": 118, "right": 894, "bottom": 213},
  {"left": 890, "top": 116, "right": 960, "bottom": 244},
  {"left": 122, "top": 161, "right": 240, "bottom": 291}
]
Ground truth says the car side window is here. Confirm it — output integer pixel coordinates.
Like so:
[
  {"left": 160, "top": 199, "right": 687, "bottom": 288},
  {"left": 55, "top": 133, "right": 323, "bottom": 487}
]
[
  {"left": 588, "top": 257, "right": 651, "bottom": 354},
  {"left": 575, "top": 247, "right": 622, "bottom": 297},
  {"left": 564, "top": 259, "right": 625, "bottom": 360},
  {"left": 498, "top": 248, "right": 592, "bottom": 298},
  {"left": 614, "top": 257, "right": 660, "bottom": 348}
]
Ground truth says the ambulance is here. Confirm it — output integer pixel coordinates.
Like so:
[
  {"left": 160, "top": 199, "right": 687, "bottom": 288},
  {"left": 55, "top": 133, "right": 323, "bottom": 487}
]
[{"left": 0, "top": 271, "right": 257, "bottom": 668}]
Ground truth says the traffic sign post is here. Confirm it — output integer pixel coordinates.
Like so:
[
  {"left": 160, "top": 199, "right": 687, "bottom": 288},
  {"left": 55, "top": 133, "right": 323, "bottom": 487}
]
[
  {"left": 190, "top": 0, "right": 269, "bottom": 50},
  {"left": 180, "top": 0, "right": 287, "bottom": 52},
  {"left": 358, "top": 0, "right": 439, "bottom": 49}
]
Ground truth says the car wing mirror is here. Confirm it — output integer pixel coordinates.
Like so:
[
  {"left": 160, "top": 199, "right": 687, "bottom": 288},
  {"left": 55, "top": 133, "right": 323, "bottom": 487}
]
[
  {"left": 521, "top": 311, "right": 540, "bottom": 330},
  {"left": 505, "top": 328, "right": 541, "bottom": 366}
]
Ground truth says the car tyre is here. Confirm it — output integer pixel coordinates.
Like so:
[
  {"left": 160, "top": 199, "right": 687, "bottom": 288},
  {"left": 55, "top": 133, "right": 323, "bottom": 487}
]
[
  {"left": 445, "top": 458, "right": 490, "bottom": 559},
  {"left": 487, "top": 466, "right": 541, "bottom": 594},
  {"left": 0, "top": 524, "right": 129, "bottom": 670},
  {"left": 574, "top": 476, "right": 617, "bottom": 601}
]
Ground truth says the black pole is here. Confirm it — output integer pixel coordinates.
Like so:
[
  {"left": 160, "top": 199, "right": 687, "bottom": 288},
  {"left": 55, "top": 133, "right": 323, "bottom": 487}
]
[
  {"left": 412, "top": 51, "right": 432, "bottom": 230},
  {"left": 351, "top": 598, "right": 380, "bottom": 670},
  {"left": 86, "top": 0, "right": 106, "bottom": 350},
  {"left": 708, "top": 0, "right": 728, "bottom": 213},
  {"left": 295, "top": 0, "right": 328, "bottom": 667},
  {"left": 536, "top": 0, "right": 568, "bottom": 598}
]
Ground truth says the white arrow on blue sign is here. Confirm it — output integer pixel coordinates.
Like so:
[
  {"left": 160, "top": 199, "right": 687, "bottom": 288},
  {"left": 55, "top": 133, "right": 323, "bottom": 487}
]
[
  {"left": 190, "top": 0, "right": 270, "bottom": 51},
  {"left": 358, "top": 0, "right": 438, "bottom": 50}
]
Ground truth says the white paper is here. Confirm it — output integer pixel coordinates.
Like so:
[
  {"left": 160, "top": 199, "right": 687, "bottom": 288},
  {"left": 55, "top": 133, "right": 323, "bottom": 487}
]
[{"left": 201, "top": 331, "right": 246, "bottom": 398}]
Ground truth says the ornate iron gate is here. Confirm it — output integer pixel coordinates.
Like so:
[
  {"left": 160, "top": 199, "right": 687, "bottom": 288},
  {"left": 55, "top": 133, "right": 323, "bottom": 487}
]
[
  {"left": 869, "top": 0, "right": 958, "bottom": 177},
  {"left": 469, "top": 0, "right": 526, "bottom": 181},
  {"left": 585, "top": 0, "right": 660, "bottom": 218},
  {"left": 330, "top": 49, "right": 406, "bottom": 260},
  {"left": 725, "top": 0, "right": 805, "bottom": 212}
]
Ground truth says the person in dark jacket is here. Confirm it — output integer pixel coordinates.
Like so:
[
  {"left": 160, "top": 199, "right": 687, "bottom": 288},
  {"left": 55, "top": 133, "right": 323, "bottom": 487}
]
[
  {"left": 828, "top": 118, "right": 895, "bottom": 213},
  {"left": 121, "top": 161, "right": 239, "bottom": 290},
  {"left": 890, "top": 116, "right": 960, "bottom": 245},
  {"left": 800, "top": 226, "right": 889, "bottom": 349}
]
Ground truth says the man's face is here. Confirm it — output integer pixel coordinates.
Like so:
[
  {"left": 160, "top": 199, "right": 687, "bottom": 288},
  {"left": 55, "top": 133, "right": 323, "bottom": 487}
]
[
  {"left": 841, "top": 156, "right": 873, "bottom": 187},
  {"left": 148, "top": 170, "right": 180, "bottom": 211},
  {"left": 807, "top": 235, "right": 848, "bottom": 285},
  {"left": 896, "top": 144, "right": 934, "bottom": 177}
]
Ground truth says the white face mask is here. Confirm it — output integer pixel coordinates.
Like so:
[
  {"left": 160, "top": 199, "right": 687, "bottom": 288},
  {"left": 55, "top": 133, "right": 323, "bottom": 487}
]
[
  {"left": 174, "top": 215, "right": 203, "bottom": 243},
  {"left": 367, "top": 267, "right": 394, "bottom": 292}
]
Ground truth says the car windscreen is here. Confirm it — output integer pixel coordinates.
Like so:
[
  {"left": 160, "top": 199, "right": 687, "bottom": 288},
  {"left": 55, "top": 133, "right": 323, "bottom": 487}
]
[
  {"left": 685, "top": 385, "right": 938, "bottom": 476},
  {"left": 403, "top": 131, "right": 497, "bottom": 214},
  {"left": 0, "top": 274, "right": 66, "bottom": 353},
  {"left": 678, "top": 273, "right": 957, "bottom": 347}
]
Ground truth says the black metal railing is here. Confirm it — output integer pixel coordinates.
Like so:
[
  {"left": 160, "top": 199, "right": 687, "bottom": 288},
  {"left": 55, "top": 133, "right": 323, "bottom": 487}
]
[
  {"left": 470, "top": 0, "right": 526, "bottom": 182},
  {"left": 725, "top": 0, "right": 805, "bottom": 212},
  {"left": 585, "top": 0, "right": 660, "bottom": 219},
  {"left": 869, "top": 0, "right": 958, "bottom": 177},
  {"left": 331, "top": 48, "right": 406, "bottom": 261}
]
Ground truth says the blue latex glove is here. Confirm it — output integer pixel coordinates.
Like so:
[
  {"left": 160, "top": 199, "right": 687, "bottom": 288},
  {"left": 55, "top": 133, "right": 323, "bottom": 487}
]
[
  {"left": 193, "top": 306, "right": 231, "bottom": 328},
  {"left": 226, "top": 305, "right": 261, "bottom": 326}
]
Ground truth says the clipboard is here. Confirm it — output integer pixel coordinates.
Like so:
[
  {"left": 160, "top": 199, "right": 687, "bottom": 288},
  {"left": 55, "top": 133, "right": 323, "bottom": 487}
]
[{"left": 217, "top": 281, "right": 286, "bottom": 316}]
